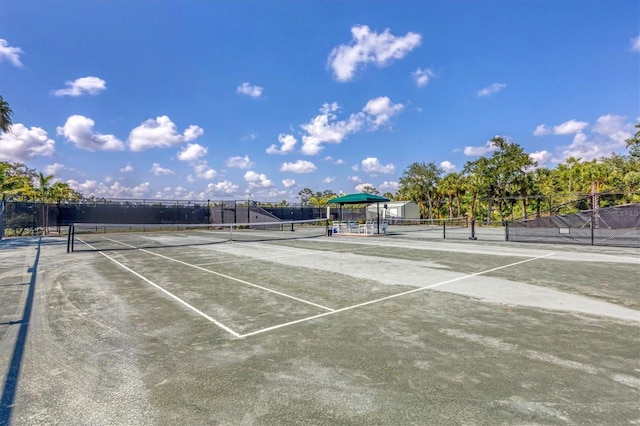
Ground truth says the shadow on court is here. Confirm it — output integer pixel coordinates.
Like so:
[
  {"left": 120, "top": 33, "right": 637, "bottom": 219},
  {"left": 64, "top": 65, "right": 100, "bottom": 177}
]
[{"left": 0, "top": 238, "right": 40, "bottom": 425}]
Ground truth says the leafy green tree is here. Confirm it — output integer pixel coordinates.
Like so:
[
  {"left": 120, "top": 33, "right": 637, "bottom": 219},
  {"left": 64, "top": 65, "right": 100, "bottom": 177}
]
[
  {"left": 398, "top": 161, "right": 442, "bottom": 220},
  {"left": 462, "top": 157, "right": 492, "bottom": 220},
  {"left": 361, "top": 185, "right": 379, "bottom": 195},
  {"left": 626, "top": 123, "right": 640, "bottom": 159},
  {"left": 297, "top": 187, "right": 313, "bottom": 205},
  {"left": 489, "top": 137, "right": 536, "bottom": 222},
  {"left": 0, "top": 95, "right": 13, "bottom": 133},
  {"left": 309, "top": 190, "right": 337, "bottom": 207},
  {"left": 50, "top": 181, "right": 82, "bottom": 203},
  {"left": 382, "top": 191, "right": 395, "bottom": 201},
  {"left": 1, "top": 162, "right": 36, "bottom": 199}
]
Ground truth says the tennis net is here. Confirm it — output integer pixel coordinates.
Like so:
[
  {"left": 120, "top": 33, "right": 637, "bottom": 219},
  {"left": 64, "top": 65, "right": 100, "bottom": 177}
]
[
  {"left": 386, "top": 217, "right": 468, "bottom": 230},
  {"left": 67, "top": 218, "right": 329, "bottom": 252}
]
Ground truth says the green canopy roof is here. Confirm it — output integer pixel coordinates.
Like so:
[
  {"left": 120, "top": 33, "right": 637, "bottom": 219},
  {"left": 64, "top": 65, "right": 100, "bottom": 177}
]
[{"left": 328, "top": 193, "right": 390, "bottom": 204}]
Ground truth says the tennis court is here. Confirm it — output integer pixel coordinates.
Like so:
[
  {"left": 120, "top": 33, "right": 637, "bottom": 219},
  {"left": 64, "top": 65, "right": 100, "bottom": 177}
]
[{"left": 1, "top": 224, "right": 638, "bottom": 424}]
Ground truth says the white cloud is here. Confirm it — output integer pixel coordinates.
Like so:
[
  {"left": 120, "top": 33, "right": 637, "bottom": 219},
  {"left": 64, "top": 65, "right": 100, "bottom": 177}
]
[
  {"left": 555, "top": 114, "right": 633, "bottom": 162},
  {"left": 348, "top": 175, "right": 361, "bottom": 183},
  {"left": 266, "top": 133, "right": 297, "bottom": 154},
  {"left": 529, "top": 150, "right": 552, "bottom": 166},
  {"left": 282, "top": 179, "right": 296, "bottom": 188},
  {"left": 207, "top": 181, "right": 239, "bottom": 195},
  {"left": 361, "top": 157, "right": 395, "bottom": 175},
  {"left": 192, "top": 162, "right": 217, "bottom": 180},
  {"left": 591, "top": 114, "right": 632, "bottom": 144},
  {"left": 534, "top": 119, "right": 589, "bottom": 136},
  {"left": 553, "top": 119, "right": 589, "bottom": 135},
  {"left": 535, "top": 115, "right": 632, "bottom": 161},
  {"left": 379, "top": 181, "right": 399, "bottom": 191},
  {"left": 67, "top": 179, "right": 151, "bottom": 199},
  {"left": 362, "top": 96, "right": 404, "bottom": 129},
  {"left": 236, "top": 82, "right": 263, "bottom": 98},
  {"left": 44, "top": 163, "right": 65, "bottom": 176},
  {"left": 298, "top": 97, "right": 403, "bottom": 155},
  {"left": 226, "top": 155, "right": 254, "bottom": 169},
  {"left": 57, "top": 115, "right": 124, "bottom": 151},
  {"left": 533, "top": 124, "right": 550, "bottom": 136},
  {"left": 476, "top": 83, "right": 507, "bottom": 97},
  {"left": 52, "top": 76, "right": 106, "bottom": 97},
  {"left": 300, "top": 102, "right": 365, "bottom": 155},
  {"left": 151, "top": 163, "right": 174, "bottom": 176},
  {"left": 328, "top": 25, "right": 421, "bottom": 82},
  {"left": 280, "top": 160, "right": 317, "bottom": 173},
  {"left": 183, "top": 125, "right": 204, "bottom": 142},
  {"left": 323, "top": 176, "right": 336, "bottom": 184},
  {"left": 120, "top": 163, "right": 134, "bottom": 173},
  {"left": 631, "top": 35, "right": 640, "bottom": 52},
  {"left": 0, "top": 39, "right": 23, "bottom": 67},
  {"left": 0, "top": 123, "right": 55, "bottom": 161},
  {"left": 165, "top": 187, "right": 198, "bottom": 200},
  {"left": 463, "top": 141, "right": 499, "bottom": 157},
  {"left": 244, "top": 171, "right": 273, "bottom": 188},
  {"left": 354, "top": 182, "right": 374, "bottom": 192},
  {"left": 175, "top": 142, "right": 216, "bottom": 182},
  {"left": 178, "top": 143, "right": 207, "bottom": 162},
  {"left": 559, "top": 132, "right": 603, "bottom": 161},
  {"left": 440, "top": 160, "right": 456, "bottom": 172},
  {"left": 128, "top": 116, "right": 203, "bottom": 151},
  {"left": 412, "top": 68, "right": 436, "bottom": 87}
]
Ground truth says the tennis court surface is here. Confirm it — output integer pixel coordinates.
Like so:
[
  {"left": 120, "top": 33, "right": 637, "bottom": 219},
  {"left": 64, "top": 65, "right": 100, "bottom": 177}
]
[{"left": 1, "top": 228, "right": 638, "bottom": 424}]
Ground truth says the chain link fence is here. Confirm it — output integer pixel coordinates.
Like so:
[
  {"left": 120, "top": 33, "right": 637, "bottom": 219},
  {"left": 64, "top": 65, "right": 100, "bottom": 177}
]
[
  {"left": 0, "top": 198, "right": 367, "bottom": 237},
  {"left": 507, "top": 203, "right": 640, "bottom": 247}
]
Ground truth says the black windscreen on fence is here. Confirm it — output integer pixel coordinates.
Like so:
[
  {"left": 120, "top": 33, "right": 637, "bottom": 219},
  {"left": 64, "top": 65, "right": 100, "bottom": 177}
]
[
  {"left": 1, "top": 199, "right": 362, "bottom": 237},
  {"left": 507, "top": 203, "right": 640, "bottom": 247}
]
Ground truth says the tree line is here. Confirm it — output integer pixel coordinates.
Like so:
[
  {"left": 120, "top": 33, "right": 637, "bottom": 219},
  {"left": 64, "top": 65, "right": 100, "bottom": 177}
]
[{"left": 298, "top": 130, "right": 640, "bottom": 224}]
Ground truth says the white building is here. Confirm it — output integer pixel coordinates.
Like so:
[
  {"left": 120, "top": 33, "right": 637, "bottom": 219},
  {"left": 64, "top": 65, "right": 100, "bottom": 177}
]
[{"left": 367, "top": 201, "right": 420, "bottom": 221}]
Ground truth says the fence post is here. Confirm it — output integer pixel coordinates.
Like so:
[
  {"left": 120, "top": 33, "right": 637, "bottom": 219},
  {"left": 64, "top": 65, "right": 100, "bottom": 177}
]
[
  {"left": 505, "top": 221, "right": 509, "bottom": 241},
  {"left": 443, "top": 221, "right": 446, "bottom": 239},
  {"left": 469, "top": 218, "right": 477, "bottom": 240}
]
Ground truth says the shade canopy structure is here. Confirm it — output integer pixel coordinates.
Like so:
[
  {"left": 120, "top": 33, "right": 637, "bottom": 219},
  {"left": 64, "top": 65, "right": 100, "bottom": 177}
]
[
  {"left": 328, "top": 193, "right": 390, "bottom": 205},
  {"left": 328, "top": 193, "right": 391, "bottom": 234}
]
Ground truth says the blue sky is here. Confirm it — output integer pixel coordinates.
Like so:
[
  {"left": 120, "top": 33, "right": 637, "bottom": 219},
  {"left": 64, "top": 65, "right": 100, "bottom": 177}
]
[{"left": 1, "top": 1, "right": 638, "bottom": 202}]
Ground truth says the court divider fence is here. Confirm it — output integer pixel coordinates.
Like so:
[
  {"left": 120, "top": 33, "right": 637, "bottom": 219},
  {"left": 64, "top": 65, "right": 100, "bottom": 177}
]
[{"left": 506, "top": 203, "right": 640, "bottom": 248}]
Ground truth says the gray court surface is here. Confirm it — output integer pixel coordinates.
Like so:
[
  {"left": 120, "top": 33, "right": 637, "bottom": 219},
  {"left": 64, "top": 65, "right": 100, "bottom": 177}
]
[{"left": 0, "top": 229, "right": 638, "bottom": 425}]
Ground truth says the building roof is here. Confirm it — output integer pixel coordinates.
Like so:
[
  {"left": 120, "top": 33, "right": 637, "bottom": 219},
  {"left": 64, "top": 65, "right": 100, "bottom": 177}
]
[{"left": 328, "top": 193, "right": 391, "bottom": 204}]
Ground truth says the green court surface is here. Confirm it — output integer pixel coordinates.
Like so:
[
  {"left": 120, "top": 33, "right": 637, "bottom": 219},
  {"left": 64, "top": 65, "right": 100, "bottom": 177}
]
[{"left": 0, "top": 231, "right": 638, "bottom": 424}]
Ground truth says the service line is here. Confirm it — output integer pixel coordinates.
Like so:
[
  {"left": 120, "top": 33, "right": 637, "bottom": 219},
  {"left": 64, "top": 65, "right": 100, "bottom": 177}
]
[
  {"left": 101, "top": 237, "right": 335, "bottom": 312},
  {"left": 78, "top": 238, "right": 241, "bottom": 338},
  {"left": 239, "top": 252, "right": 556, "bottom": 338}
]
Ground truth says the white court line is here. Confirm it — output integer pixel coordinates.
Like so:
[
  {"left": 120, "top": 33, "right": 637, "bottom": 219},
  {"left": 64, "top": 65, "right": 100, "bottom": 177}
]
[
  {"left": 100, "top": 237, "right": 335, "bottom": 312},
  {"left": 239, "top": 252, "right": 556, "bottom": 338},
  {"left": 78, "top": 238, "right": 241, "bottom": 338}
]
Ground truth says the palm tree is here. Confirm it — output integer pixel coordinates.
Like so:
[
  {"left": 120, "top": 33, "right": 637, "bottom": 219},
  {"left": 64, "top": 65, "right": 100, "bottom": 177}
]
[
  {"left": 439, "top": 173, "right": 457, "bottom": 218},
  {"left": 580, "top": 160, "right": 617, "bottom": 228},
  {"left": 36, "top": 172, "right": 54, "bottom": 234},
  {"left": 0, "top": 95, "right": 13, "bottom": 133}
]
